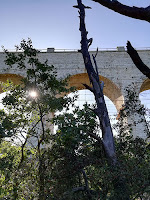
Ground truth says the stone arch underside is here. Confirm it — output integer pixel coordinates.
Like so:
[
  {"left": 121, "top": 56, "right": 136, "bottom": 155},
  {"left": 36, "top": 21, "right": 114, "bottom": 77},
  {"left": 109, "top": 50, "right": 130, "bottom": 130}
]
[
  {"left": 68, "top": 73, "right": 124, "bottom": 111},
  {"left": 140, "top": 78, "right": 150, "bottom": 93},
  {"left": 0, "top": 74, "right": 24, "bottom": 93}
]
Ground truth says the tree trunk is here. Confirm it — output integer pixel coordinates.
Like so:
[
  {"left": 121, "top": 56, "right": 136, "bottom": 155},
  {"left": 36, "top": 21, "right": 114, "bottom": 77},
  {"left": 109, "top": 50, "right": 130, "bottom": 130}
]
[
  {"left": 39, "top": 154, "right": 46, "bottom": 200},
  {"left": 75, "top": 0, "right": 117, "bottom": 165},
  {"left": 75, "top": 1, "right": 130, "bottom": 199}
]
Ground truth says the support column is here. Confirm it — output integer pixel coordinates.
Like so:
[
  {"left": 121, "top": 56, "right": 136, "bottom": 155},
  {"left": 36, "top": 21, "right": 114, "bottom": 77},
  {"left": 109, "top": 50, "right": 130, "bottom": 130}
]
[{"left": 122, "top": 84, "right": 148, "bottom": 139}]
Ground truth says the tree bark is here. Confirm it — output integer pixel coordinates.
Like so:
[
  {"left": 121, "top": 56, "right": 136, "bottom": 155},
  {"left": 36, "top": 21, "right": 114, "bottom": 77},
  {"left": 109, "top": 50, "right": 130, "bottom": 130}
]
[
  {"left": 75, "top": 0, "right": 117, "bottom": 165},
  {"left": 92, "top": 0, "right": 150, "bottom": 23},
  {"left": 39, "top": 154, "right": 46, "bottom": 200},
  {"left": 127, "top": 41, "right": 150, "bottom": 79},
  {"left": 75, "top": 1, "right": 130, "bottom": 199}
]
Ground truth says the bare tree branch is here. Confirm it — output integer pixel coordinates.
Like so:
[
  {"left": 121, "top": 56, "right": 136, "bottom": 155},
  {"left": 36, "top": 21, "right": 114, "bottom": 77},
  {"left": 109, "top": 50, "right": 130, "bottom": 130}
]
[
  {"left": 82, "top": 169, "right": 92, "bottom": 199},
  {"left": 92, "top": 0, "right": 150, "bottom": 22},
  {"left": 127, "top": 41, "right": 150, "bottom": 79},
  {"left": 82, "top": 83, "right": 94, "bottom": 92},
  {"left": 87, "top": 131, "right": 102, "bottom": 143},
  {"left": 75, "top": 0, "right": 117, "bottom": 165},
  {"left": 92, "top": 51, "right": 99, "bottom": 77},
  {"left": 18, "top": 136, "right": 28, "bottom": 168}
]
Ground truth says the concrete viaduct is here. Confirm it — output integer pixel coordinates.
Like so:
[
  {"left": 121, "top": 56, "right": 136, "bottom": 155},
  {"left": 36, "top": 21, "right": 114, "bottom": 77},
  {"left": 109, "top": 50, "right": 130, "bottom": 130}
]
[{"left": 0, "top": 48, "right": 150, "bottom": 138}]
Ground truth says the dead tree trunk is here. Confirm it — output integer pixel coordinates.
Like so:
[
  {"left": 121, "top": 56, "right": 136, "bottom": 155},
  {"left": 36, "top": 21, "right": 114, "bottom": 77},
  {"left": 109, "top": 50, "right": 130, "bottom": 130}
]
[
  {"left": 74, "top": 0, "right": 117, "bottom": 165},
  {"left": 74, "top": 1, "right": 131, "bottom": 199}
]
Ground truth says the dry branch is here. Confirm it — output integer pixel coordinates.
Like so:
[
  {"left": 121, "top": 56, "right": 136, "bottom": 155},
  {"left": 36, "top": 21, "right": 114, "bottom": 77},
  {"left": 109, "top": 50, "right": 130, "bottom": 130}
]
[
  {"left": 75, "top": 0, "right": 117, "bottom": 165},
  {"left": 92, "top": 0, "right": 150, "bottom": 22},
  {"left": 127, "top": 41, "right": 150, "bottom": 79}
]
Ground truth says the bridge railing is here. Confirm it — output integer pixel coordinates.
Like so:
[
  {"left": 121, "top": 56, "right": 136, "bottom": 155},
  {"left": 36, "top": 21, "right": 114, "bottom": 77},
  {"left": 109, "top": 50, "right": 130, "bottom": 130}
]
[{"left": 0, "top": 47, "right": 150, "bottom": 52}]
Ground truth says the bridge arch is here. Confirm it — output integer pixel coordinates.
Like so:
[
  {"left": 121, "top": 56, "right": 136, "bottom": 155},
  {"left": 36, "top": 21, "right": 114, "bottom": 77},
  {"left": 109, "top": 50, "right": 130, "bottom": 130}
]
[
  {"left": 139, "top": 78, "right": 150, "bottom": 126},
  {"left": 0, "top": 73, "right": 125, "bottom": 112},
  {"left": 67, "top": 73, "right": 124, "bottom": 111},
  {"left": 140, "top": 78, "right": 150, "bottom": 93},
  {"left": 0, "top": 73, "right": 24, "bottom": 93}
]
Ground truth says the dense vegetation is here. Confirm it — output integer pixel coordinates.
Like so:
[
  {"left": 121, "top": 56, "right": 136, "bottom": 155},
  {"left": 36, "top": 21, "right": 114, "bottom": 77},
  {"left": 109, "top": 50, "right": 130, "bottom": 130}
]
[{"left": 0, "top": 40, "right": 149, "bottom": 200}]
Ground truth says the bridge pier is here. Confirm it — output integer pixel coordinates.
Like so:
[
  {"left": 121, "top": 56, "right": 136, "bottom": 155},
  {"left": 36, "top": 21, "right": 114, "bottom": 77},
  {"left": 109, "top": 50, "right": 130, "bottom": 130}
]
[{"left": 122, "top": 84, "right": 148, "bottom": 139}]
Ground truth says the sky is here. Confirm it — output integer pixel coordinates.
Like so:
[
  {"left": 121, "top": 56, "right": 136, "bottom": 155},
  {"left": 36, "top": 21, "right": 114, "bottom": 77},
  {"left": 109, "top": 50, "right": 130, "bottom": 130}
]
[
  {"left": 0, "top": 0, "right": 150, "bottom": 130},
  {"left": 1, "top": 0, "right": 150, "bottom": 50}
]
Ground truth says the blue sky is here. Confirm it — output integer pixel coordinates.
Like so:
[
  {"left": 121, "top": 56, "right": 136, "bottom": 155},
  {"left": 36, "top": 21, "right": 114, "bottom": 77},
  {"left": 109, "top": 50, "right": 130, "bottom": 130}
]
[{"left": 1, "top": 0, "right": 150, "bottom": 50}]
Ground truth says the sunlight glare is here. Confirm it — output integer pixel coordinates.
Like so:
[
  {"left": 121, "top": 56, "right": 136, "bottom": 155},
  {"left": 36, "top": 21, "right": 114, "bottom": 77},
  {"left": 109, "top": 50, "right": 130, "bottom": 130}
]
[{"left": 29, "top": 91, "right": 37, "bottom": 98}]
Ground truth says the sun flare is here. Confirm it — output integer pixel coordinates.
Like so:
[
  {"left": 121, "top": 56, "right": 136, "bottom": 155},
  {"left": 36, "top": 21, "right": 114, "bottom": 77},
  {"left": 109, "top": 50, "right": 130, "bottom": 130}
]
[{"left": 29, "top": 91, "right": 37, "bottom": 98}]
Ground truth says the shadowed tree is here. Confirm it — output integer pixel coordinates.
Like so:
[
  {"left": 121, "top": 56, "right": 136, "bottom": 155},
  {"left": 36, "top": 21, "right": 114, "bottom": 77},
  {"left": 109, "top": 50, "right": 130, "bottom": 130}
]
[
  {"left": 74, "top": 0, "right": 130, "bottom": 199},
  {"left": 127, "top": 41, "right": 150, "bottom": 79},
  {"left": 74, "top": 0, "right": 117, "bottom": 165},
  {"left": 0, "top": 39, "right": 75, "bottom": 200}
]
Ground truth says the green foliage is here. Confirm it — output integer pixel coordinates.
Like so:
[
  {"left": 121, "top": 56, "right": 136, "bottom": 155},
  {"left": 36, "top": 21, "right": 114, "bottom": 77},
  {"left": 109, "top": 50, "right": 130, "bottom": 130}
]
[
  {"left": 0, "top": 39, "right": 74, "bottom": 142},
  {"left": 0, "top": 39, "right": 75, "bottom": 199},
  {"left": 42, "top": 105, "right": 150, "bottom": 200},
  {"left": 0, "top": 141, "right": 39, "bottom": 199},
  {"left": 0, "top": 40, "right": 149, "bottom": 199}
]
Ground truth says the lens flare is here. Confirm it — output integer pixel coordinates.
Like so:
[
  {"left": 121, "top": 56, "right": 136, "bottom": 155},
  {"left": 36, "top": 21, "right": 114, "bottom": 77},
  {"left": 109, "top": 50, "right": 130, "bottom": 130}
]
[{"left": 29, "top": 91, "right": 37, "bottom": 98}]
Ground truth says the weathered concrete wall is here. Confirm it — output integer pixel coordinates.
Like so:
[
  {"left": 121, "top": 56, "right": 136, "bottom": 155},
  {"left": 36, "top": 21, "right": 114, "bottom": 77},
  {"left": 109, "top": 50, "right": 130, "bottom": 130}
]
[{"left": 0, "top": 50, "right": 150, "bottom": 138}]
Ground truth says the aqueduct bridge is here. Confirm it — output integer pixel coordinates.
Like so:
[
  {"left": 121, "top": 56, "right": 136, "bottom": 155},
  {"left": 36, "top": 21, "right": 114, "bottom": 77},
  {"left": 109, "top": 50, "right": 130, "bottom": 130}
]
[{"left": 0, "top": 48, "right": 150, "bottom": 138}]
